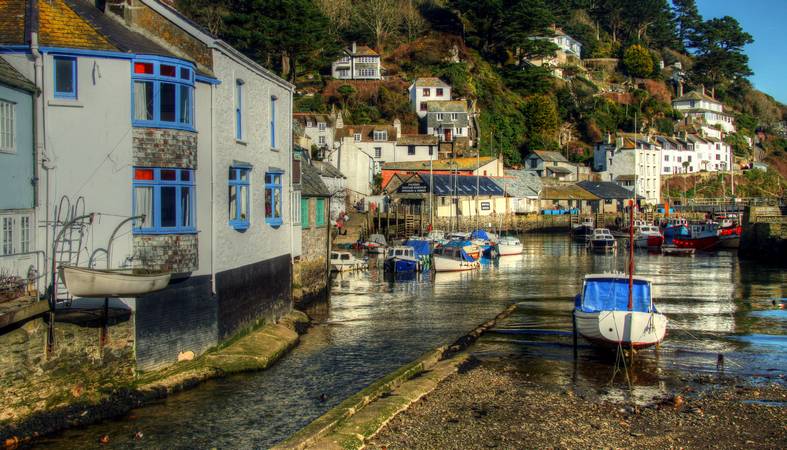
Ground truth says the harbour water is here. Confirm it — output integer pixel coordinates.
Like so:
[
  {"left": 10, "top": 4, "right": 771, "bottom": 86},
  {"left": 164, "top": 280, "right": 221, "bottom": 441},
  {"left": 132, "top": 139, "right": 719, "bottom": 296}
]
[{"left": 38, "top": 234, "right": 786, "bottom": 449}]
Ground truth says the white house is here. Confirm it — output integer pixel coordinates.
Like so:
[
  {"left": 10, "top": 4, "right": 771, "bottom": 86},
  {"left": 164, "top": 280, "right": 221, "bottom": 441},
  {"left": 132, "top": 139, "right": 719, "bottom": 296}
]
[
  {"left": 331, "top": 42, "right": 382, "bottom": 80},
  {"left": 527, "top": 26, "right": 583, "bottom": 79},
  {"left": 672, "top": 88, "right": 735, "bottom": 133},
  {"left": 293, "top": 111, "right": 339, "bottom": 155},
  {"left": 425, "top": 101, "right": 470, "bottom": 143},
  {"left": 593, "top": 135, "right": 662, "bottom": 205},
  {"left": 0, "top": 0, "right": 294, "bottom": 370},
  {"left": 409, "top": 77, "right": 452, "bottom": 118},
  {"left": 395, "top": 134, "right": 439, "bottom": 162}
]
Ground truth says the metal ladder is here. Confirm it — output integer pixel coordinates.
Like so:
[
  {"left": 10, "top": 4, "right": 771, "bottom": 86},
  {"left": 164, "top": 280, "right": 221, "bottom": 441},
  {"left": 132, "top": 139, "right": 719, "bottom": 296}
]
[{"left": 50, "top": 196, "right": 91, "bottom": 305}]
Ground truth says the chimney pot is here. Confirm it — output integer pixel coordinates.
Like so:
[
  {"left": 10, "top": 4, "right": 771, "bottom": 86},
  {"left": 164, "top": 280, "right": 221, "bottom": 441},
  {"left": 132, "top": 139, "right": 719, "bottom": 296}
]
[{"left": 352, "top": 42, "right": 357, "bottom": 54}]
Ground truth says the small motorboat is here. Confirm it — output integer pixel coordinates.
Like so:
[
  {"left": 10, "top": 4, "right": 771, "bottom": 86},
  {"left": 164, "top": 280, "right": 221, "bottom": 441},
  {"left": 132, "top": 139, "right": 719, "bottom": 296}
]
[
  {"left": 426, "top": 230, "right": 445, "bottom": 242},
  {"left": 497, "top": 236, "right": 523, "bottom": 256},
  {"left": 432, "top": 240, "right": 480, "bottom": 272},
  {"left": 363, "top": 234, "right": 387, "bottom": 254},
  {"left": 587, "top": 228, "right": 617, "bottom": 252},
  {"left": 330, "top": 251, "right": 366, "bottom": 272},
  {"left": 383, "top": 246, "right": 420, "bottom": 273},
  {"left": 661, "top": 217, "right": 689, "bottom": 244},
  {"left": 403, "top": 239, "right": 433, "bottom": 271},
  {"left": 571, "top": 218, "right": 594, "bottom": 241},
  {"left": 673, "top": 223, "right": 720, "bottom": 251},
  {"left": 59, "top": 265, "right": 170, "bottom": 297},
  {"left": 634, "top": 225, "right": 664, "bottom": 248}
]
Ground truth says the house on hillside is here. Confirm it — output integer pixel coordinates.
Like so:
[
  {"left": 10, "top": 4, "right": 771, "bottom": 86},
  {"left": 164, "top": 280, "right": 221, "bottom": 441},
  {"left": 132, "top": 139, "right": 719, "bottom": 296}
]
[
  {"left": 524, "top": 150, "right": 578, "bottom": 181},
  {"left": 331, "top": 42, "right": 382, "bottom": 80},
  {"left": 593, "top": 134, "right": 661, "bottom": 205},
  {"left": 409, "top": 77, "right": 452, "bottom": 118},
  {"left": 395, "top": 134, "right": 439, "bottom": 163},
  {"left": 293, "top": 111, "right": 340, "bottom": 156},
  {"left": 527, "top": 26, "right": 583, "bottom": 79},
  {"left": 672, "top": 87, "right": 735, "bottom": 133},
  {"left": 424, "top": 101, "right": 470, "bottom": 143},
  {"left": 386, "top": 173, "right": 507, "bottom": 218},
  {"left": 0, "top": 59, "right": 37, "bottom": 286}
]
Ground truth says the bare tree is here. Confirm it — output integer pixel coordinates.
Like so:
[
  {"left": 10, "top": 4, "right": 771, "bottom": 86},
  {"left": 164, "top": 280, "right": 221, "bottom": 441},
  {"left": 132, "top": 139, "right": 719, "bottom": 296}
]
[
  {"left": 355, "top": 0, "right": 401, "bottom": 53},
  {"left": 400, "top": 0, "right": 426, "bottom": 42},
  {"left": 316, "top": 0, "right": 353, "bottom": 30}
]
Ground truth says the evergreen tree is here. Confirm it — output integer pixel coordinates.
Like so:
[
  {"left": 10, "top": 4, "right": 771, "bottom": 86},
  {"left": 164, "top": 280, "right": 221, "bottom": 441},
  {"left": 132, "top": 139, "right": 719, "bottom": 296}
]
[
  {"left": 689, "top": 16, "right": 754, "bottom": 89},
  {"left": 672, "top": 0, "right": 702, "bottom": 50}
]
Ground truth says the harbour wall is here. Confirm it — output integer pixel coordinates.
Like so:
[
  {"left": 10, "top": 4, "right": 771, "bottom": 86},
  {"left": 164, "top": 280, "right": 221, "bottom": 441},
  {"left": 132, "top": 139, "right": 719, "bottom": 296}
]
[{"left": 740, "top": 205, "right": 787, "bottom": 264}]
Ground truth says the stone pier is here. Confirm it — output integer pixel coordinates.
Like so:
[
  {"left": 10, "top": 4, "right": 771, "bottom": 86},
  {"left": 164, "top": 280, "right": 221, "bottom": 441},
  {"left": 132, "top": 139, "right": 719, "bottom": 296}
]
[{"left": 740, "top": 205, "right": 787, "bottom": 263}]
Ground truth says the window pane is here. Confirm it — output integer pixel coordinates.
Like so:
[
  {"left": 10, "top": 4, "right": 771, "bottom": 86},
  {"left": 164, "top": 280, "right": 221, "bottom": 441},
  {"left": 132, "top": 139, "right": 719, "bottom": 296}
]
[
  {"left": 1, "top": 217, "right": 13, "bottom": 255},
  {"left": 229, "top": 185, "right": 237, "bottom": 220},
  {"left": 180, "top": 187, "right": 192, "bottom": 227},
  {"left": 239, "top": 185, "right": 248, "bottom": 220},
  {"left": 160, "top": 65, "right": 176, "bottom": 77},
  {"left": 134, "top": 62, "right": 153, "bottom": 74},
  {"left": 134, "top": 81, "right": 154, "bottom": 120},
  {"left": 161, "top": 186, "right": 177, "bottom": 227},
  {"left": 180, "top": 67, "right": 191, "bottom": 80},
  {"left": 229, "top": 168, "right": 237, "bottom": 180},
  {"left": 265, "top": 187, "right": 272, "bottom": 218},
  {"left": 20, "top": 216, "right": 30, "bottom": 253},
  {"left": 134, "top": 168, "right": 154, "bottom": 180},
  {"left": 179, "top": 85, "right": 191, "bottom": 124},
  {"left": 54, "top": 58, "right": 74, "bottom": 94},
  {"left": 133, "top": 186, "right": 154, "bottom": 228},
  {"left": 160, "top": 83, "right": 176, "bottom": 122},
  {"left": 274, "top": 187, "right": 281, "bottom": 218},
  {"left": 273, "top": 174, "right": 281, "bottom": 185},
  {"left": 161, "top": 169, "right": 177, "bottom": 181},
  {"left": 240, "top": 169, "right": 249, "bottom": 182},
  {"left": 180, "top": 170, "right": 191, "bottom": 181}
]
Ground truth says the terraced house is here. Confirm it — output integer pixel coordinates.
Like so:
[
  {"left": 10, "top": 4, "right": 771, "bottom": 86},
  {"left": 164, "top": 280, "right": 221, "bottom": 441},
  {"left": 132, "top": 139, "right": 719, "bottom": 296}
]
[{"left": 0, "top": 0, "right": 294, "bottom": 370}]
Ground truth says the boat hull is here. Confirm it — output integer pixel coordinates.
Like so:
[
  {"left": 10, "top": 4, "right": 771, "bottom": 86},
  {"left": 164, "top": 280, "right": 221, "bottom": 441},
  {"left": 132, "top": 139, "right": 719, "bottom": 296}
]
[
  {"left": 588, "top": 240, "right": 617, "bottom": 252},
  {"left": 673, "top": 235, "right": 719, "bottom": 251},
  {"left": 432, "top": 255, "right": 479, "bottom": 272},
  {"left": 60, "top": 266, "right": 170, "bottom": 298},
  {"left": 384, "top": 257, "right": 419, "bottom": 273},
  {"left": 635, "top": 235, "right": 664, "bottom": 248},
  {"left": 718, "top": 235, "right": 740, "bottom": 249},
  {"left": 497, "top": 243, "right": 523, "bottom": 256},
  {"left": 574, "top": 310, "right": 667, "bottom": 349}
]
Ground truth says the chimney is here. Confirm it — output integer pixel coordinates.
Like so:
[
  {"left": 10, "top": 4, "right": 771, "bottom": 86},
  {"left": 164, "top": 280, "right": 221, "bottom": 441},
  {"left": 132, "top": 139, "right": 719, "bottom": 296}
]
[
  {"left": 393, "top": 118, "right": 401, "bottom": 139},
  {"left": 699, "top": 84, "right": 705, "bottom": 96},
  {"left": 352, "top": 42, "right": 357, "bottom": 54},
  {"left": 677, "top": 81, "right": 684, "bottom": 97}
]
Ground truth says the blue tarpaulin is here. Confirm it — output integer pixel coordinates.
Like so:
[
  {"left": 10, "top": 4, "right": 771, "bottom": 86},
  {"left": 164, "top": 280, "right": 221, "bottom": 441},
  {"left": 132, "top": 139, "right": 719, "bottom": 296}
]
[
  {"left": 443, "top": 240, "right": 476, "bottom": 262},
  {"left": 580, "top": 278, "right": 653, "bottom": 313},
  {"left": 404, "top": 239, "right": 432, "bottom": 257},
  {"left": 470, "top": 229, "right": 490, "bottom": 240}
]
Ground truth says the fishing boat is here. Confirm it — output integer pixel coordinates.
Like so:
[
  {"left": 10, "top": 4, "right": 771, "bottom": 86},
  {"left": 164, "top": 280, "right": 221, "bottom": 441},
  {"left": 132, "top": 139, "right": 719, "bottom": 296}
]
[
  {"left": 587, "top": 228, "right": 617, "bottom": 252},
  {"left": 661, "top": 217, "right": 689, "bottom": 244},
  {"left": 404, "top": 239, "right": 433, "bottom": 270},
  {"left": 497, "top": 236, "right": 524, "bottom": 256},
  {"left": 363, "top": 234, "right": 387, "bottom": 254},
  {"left": 634, "top": 225, "right": 664, "bottom": 248},
  {"left": 673, "top": 223, "right": 720, "bottom": 251},
  {"left": 59, "top": 266, "right": 170, "bottom": 297},
  {"left": 383, "top": 246, "right": 420, "bottom": 273},
  {"left": 573, "top": 205, "right": 668, "bottom": 349},
  {"left": 471, "top": 229, "right": 498, "bottom": 258},
  {"left": 330, "top": 251, "right": 366, "bottom": 272},
  {"left": 718, "top": 225, "right": 741, "bottom": 249},
  {"left": 432, "top": 241, "right": 480, "bottom": 272},
  {"left": 571, "top": 218, "right": 594, "bottom": 241}
]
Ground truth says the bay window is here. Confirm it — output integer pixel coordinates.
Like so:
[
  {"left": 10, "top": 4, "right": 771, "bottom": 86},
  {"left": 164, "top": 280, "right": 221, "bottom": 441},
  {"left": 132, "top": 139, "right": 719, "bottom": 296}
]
[
  {"left": 265, "top": 172, "right": 283, "bottom": 227},
  {"left": 132, "top": 58, "right": 194, "bottom": 130},
  {"left": 229, "top": 167, "right": 251, "bottom": 230},
  {"left": 133, "top": 167, "right": 196, "bottom": 234}
]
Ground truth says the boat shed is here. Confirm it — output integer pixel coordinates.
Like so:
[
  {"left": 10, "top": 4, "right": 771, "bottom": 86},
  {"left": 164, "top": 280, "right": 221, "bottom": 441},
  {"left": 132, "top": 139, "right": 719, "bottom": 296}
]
[
  {"left": 576, "top": 181, "right": 639, "bottom": 213},
  {"left": 386, "top": 173, "right": 507, "bottom": 218},
  {"left": 539, "top": 184, "right": 599, "bottom": 214}
]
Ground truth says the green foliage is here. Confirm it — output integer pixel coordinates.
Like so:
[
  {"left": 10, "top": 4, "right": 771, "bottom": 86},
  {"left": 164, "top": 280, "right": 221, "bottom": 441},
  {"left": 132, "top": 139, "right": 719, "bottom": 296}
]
[
  {"left": 688, "top": 16, "right": 753, "bottom": 89},
  {"left": 655, "top": 117, "right": 674, "bottom": 135},
  {"left": 294, "top": 94, "right": 328, "bottom": 113},
  {"left": 622, "top": 45, "right": 654, "bottom": 78},
  {"left": 377, "top": 86, "right": 411, "bottom": 121},
  {"left": 725, "top": 132, "right": 751, "bottom": 158},
  {"left": 500, "top": 65, "right": 554, "bottom": 97},
  {"left": 434, "top": 63, "right": 472, "bottom": 98},
  {"left": 522, "top": 94, "right": 559, "bottom": 150}
]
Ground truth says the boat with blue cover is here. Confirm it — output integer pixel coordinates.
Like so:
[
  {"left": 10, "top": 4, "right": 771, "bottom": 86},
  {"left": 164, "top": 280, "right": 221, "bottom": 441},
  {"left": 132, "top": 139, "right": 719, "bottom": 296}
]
[
  {"left": 384, "top": 239, "right": 432, "bottom": 273},
  {"left": 470, "top": 229, "right": 499, "bottom": 258},
  {"left": 432, "top": 240, "right": 480, "bottom": 272}
]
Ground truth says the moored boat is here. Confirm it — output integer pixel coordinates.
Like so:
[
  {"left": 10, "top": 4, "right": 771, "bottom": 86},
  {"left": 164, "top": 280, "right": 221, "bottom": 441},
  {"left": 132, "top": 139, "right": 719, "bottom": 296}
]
[
  {"left": 59, "top": 266, "right": 170, "bottom": 297},
  {"left": 571, "top": 218, "right": 594, "bottom": 241},
  {"left": 718, "top": 223, "right": 742, "bottom": 249},
  {"left": 497, "top": 236, "right": 523, "bottom": 256},
  {"left": 330, "top": 251, "right": 366, "bottom": 272},
  {"left": 383, "top": 246, "right": 420, "bottom": 273},
  {"left": 363, "top": 234, "right": 387, "bottom": 254},
  {"left": 587, "top": 228, "right": 617, "bottom": 252},
  {"left": 432, "top": 241, "right": 480, "bottom": 272},
  {"left": 673, "top": 223, "right": 720, "bottom": 251},
  {"left": 661, "top": 217, "right": 689, "bottom": 244},
  {"left": 634, "top": 225, "right": 664, "bottom": 248}
]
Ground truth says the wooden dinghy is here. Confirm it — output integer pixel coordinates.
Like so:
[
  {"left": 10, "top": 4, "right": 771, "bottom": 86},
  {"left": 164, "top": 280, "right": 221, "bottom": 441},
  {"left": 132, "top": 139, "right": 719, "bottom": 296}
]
[{"left": 60, "top": 266, "right": 170, "bottom": 297}]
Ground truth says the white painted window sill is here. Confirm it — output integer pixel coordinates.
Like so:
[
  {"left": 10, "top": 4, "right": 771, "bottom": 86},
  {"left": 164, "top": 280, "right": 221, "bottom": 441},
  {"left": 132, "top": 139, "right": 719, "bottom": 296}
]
[
  {"left": 48, "top": 99, "right": 84, "bottom": 108},
  {"left": 271, "top": 147, "right": 280, "bottom": 152},
  {"left": 236, "top": 139, "right": 247, "bottom": 146}
]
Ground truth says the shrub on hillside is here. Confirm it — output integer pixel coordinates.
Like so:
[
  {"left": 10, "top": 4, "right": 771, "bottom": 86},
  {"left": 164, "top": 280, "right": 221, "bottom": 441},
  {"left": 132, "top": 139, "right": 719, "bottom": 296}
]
[{"left": 622, "top": 45, "right": 654, "bottom": 78}]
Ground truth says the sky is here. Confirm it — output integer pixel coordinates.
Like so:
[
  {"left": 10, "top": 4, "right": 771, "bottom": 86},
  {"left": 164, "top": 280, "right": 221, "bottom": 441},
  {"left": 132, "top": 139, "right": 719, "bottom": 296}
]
[{"left": 695, "top": 0, "right": 787, "bottom": 104}]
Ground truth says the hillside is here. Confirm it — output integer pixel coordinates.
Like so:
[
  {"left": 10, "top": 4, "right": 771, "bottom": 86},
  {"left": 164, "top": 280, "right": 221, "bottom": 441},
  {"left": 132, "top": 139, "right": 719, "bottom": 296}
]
[{"left": 177, "top": 0, "right": 787, "bottom": 180}]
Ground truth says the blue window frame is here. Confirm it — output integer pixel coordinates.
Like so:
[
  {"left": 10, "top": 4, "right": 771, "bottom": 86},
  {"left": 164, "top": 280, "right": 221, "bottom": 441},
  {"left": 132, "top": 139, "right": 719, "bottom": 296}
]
[
  {"left": 270, "top": 95, "right": 277, "bottom": 148},
  {"left": 236, "top": 80, "right": 244, "bottom": 140},
  {"left": 132, "top": 167, "right": 196, "bottom": 234},
  {"left": 229, "top": 167, "right": 251, "bottom": 230},
  {"left": 265, "top": 172, "right": 283, "bottom": 227},
  {"left": 53, "top": 56, "right": 77, "bottom": 99},
  {"left": 132, "top": 57, "right": 195, "bottom": 131}
]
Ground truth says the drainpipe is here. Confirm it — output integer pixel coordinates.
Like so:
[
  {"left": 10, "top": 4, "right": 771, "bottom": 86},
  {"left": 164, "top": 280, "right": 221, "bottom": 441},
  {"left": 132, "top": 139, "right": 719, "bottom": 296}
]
[
  {"left": 31, "top": 31, "right": 53, "bottom": 290},
  {"left": 210, "top": 81, "right": 217, "bottom": 295}
]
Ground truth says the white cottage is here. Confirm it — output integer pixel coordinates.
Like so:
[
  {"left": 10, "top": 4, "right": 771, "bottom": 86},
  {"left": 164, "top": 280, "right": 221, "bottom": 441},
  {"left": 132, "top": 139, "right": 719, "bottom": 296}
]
[
  {"left": 331, "top": 42, "right": 382, "bottom": 80},
  {"left": 409, "top": 77, "right": 452, "bottom": 118}
]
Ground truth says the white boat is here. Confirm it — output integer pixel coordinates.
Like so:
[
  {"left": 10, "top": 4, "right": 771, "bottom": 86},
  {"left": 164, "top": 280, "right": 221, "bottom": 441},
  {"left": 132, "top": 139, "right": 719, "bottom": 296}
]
[
  {"left": 497, "top": 236, "right": 523, "bottom": 256},
  {"left": 383, "top": 246, "right": 420, "bottom": 273},
  {"left": 330, "top": 251, "right": 366, "bottom": 272},
  {"left": 363, "top": 234, "right": 387, "bottom": 254},
  {"left": 426, "top": 230, "right": 446, "bottom": 242},
  {"left": 574, "top": 274, "right": 667, "bottom": 349},
  {"left": 60, "top": 265, "right": 170, "bottom": 297},
  {"left": 432, "top": 242, "right": 480, "bottom": 272},
  {"left": 587, "top": 228, "right": 617, "bottom": 252},
  {"left": 634, "top": 225, "right": 664, "bottom": 248}
]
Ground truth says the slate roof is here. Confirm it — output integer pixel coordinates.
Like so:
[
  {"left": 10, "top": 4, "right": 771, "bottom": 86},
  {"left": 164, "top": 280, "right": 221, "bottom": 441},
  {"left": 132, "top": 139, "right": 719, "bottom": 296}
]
[
  {"left": 577, "top": 181, "right": 636, "bottom": 200},
  {"left": 425, "top": 174, "right": 505, "bottom": 197},
  {"left": 412, "top": 77, "right": 450, "bottom": 88},
  {"left": 501, "top": 170, "right": 542, "bottom": 198},
  {"left": 301, "top": 162, "right": 330, "bottom": 197},
  {"left": 426, "top": 100, "right": 467, "bottom": 113},
  {"left": 426, "top": 101, "right": 469, "bottom": 128},
  {"left": 346, "top": 45, "right": 378, "bottom": 56},
  {"left": 293, "top": 112, "right": 334, "bottom": 127},
  {"left": 382, "top": 156, "right": 496, "bottom": 171},
  {"left": 541, "top": 185, "right": 599, "bottom": 201},
  {"left": 530, "top": 150, "right": 568, "bottom": 163},
  {"left": 546, "top": 166, "right": 573, "bottom": 175},
  {"left": 0, "top": 58, "right": 35, "bottom": 93},
  {"left": 312, "top": 160, "right": 345, "bottom": 179},
  {"left": 335, "top": 124, "right": 396, "bottom": 142},
  {"left": 673, "top": 90, "right": 720, "bottom": 104},
  {"left": 396, "top": 134, "right": 438, "bottom": 146}
]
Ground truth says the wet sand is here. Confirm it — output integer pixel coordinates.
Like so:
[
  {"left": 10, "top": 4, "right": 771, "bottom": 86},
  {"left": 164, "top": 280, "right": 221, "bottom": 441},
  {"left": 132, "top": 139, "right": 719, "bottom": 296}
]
[{"left": 369, "top": 360, "right": 787, "bottom": 449}]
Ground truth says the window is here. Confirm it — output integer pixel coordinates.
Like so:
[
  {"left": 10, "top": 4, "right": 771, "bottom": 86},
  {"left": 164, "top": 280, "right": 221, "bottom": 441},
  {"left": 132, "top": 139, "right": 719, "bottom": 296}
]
[
  {"left": 292, "top": 191, "right": 302, "bottom": 225},
  {"left": 422, "top": 88, "right": 430, "bottom": 97},
  {"left": 428, "top": 146, "right": 433, "bottom": 156},
  {"left": 265, "top": 172, "right": 283, "bottom": 226},
  {"left": 374, "top": 147, "right": 382, "bottom": 158},
  {"left": 270, "top": 95, "right": 278, "bottom": 148},
  {"left": 53, "top": 56, "right": 77, "bottom": 98},
  {"left": 407, "top": 145, "right": 415, "bottom": 156},
  {"left": 318, "top": 122, "right": 326, "bottom": 131},
  {"left": 0, "top": 100, "right": 15, "bottom": 153},
  {"left": 436, "top": 88, "right": 443, "bottom": 96},
  {"left": 436, "top": 113, "right": 443, "bottom": 121},
  {"left": 716, "top": 154, "right": 720, "bottom": 160},
  {"left": 229, "top": 167, "right": 251, "bottom": 230},
  {"left": 373, "top": 130, "right": 387, "bottom": 141},
  {"left": 319, "top": 136, "right": 326, "bottom": 145},
  {"left": 1, "top": 216, "right": 13, "bottom": 255},
  {"left": 354, "top": 133, "right": 361, "bottom": 142},
  {"left": 450, "top": 113, "right": 458, "bottom": 121},
  {"left": 234, "top": 80, "right": 244, "bottom": 139},
  {"left": 420, "top": 102, "right": 427, "bottom": 112},
  {"left": 664, "top": 155, "right": 669, "bottom": 161},
  {"left": 315, "top": 198, "right": 326, "bottom": 227},
  {"left": 301, "top": 197, "right": 310, "bottom": 227},
  {"left": 132, "top": 168, "right": 195, "bottom": 234},
  {"left": 132, "top": 58, "right": 194, "bottom": 130}
]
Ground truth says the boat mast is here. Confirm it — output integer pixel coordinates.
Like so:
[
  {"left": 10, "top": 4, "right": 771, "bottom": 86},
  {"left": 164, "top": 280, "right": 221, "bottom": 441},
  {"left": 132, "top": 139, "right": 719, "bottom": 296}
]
[{"left": 628, "top": 199, "right": 634, "bottom": 311}]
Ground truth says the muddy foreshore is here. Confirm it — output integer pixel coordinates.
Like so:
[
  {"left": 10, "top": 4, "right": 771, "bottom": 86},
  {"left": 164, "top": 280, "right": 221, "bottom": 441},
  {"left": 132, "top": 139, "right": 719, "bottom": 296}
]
[{"left": 370, "top": 359, "right": 787, "bottom": 449}]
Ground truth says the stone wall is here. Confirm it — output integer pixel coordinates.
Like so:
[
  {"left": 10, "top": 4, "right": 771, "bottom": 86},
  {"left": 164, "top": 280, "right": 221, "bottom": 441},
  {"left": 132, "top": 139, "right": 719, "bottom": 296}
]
[
  {"left": 0, "top": 311, "right": 135, "bottom": 426},
  {"left": 740, "top": 206, "right": 787, "bottom": 263},
  {"left": 133, "top": 234, "right": 198, "bottom": 274},
  {"left": 297, "top": 198, "right": 329, "bottom": 300},
  {"left": 132, "top": 128, "right": 198, "bottom": 169}
]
